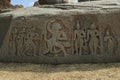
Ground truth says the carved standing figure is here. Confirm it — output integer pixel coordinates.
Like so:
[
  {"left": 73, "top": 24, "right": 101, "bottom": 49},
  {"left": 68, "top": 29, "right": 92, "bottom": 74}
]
[
  {"left": 23, "top": 27, "right": 38, "bottom": 56},
  {"left": 104, "top": 29, "right": 114, "bottom": 54},
  {"left": 16, "top": 28, "right": 27, "bottom": 56},
  {"left": 87, "top": 23, "right": 101, "bottom": 54},
  {"left": 8, "top": 28, "right": 18, "bottom": 55},
  {"left": 45, "top": 20, "right": 68, "bottom": 56},
  {"left": 74, "top": 20, "right": 86, "bottom": 55}
]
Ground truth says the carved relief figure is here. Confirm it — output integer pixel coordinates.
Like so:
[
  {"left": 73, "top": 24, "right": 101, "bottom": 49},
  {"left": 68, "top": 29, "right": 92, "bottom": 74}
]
[
  {"left": 16, "top": 28, "right": 26, "bottom": 56},
  {"left": 45, "top": 20, "right": 68, "bottom": 56},
  {"left": 23, "top": 27, "right": 39, "bottom": 56},
  {"left": 86, "top": 23, "right": 101, "bottom": 54},
  {"left": 117, "top": 35, "right": 120, "bottom": 54},
  {"left": 74, "top": 20, "right": 86, "bottom": 55},
  {"left": 104, "top": 28, "right": 114, "bottom": 54},
  {"left": 8, "top": 28, "right": 18, "bottom": 55},
  {"left": 8, "top": 26, "right": 40, "bottom": 56}
]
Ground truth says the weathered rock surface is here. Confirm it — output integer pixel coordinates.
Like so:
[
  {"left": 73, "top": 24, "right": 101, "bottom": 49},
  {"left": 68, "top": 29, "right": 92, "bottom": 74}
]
[
  {"left": 34, "top": 0, "right": 94, "bottom": 6},
  {"left": 0, "top": 0, "right": 13, "bottom": 9},
  {"left": 34, "top": 0, "right": 78, "bottom": 6},
  {"left": 38, "top": 0, "right": 78, "bottom": 4},
  {"left": 14, "top": 5, "right": 24, "bottom": 9},
  {"left": 34, "top": 1, "right": 40, "bottom": 6},
  {"left": 0, "top": 0, "right": 120, "bottom": 64},
  {"left": 0, "top": 0, "right": 23, "bottom": 9}
]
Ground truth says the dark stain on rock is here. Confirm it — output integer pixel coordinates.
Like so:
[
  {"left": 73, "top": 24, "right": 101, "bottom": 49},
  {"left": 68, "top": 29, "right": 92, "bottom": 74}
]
[{"left": 0, "top": 15, "right": 12, "bottom": 47}]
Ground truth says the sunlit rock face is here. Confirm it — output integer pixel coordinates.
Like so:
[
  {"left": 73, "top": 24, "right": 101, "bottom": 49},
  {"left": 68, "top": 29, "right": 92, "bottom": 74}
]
[
  {"left": 14, "top": 5, "right": 24, "bottom": 9},
  {"left": 0, "top": 0, "right": 120, "bottom": 64}
]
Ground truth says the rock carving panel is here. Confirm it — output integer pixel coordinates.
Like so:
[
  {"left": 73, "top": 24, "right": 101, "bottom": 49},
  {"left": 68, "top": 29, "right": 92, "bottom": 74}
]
[{"left": 0, "top": 15, "right": 119, "bottom": 63}]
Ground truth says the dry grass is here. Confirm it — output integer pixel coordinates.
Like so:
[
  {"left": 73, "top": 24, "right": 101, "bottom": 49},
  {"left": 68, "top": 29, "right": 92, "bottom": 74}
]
[{"left": 0, "top": 63, "right": 119, "bottom": 80}]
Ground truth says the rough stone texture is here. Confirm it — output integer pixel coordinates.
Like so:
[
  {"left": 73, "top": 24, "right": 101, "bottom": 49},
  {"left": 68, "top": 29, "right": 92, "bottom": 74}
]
[
  {"left": 0, "top": 0, "right": 13, "bottom": 9},
  {"left": 0, "top": 0, "right": 120, "bottom": 64},
  {"left": 34, "top": 0, "right": 78, "bottom": 6},
  {"left": 34, "top": 1, "right": 40, "bottom": 6},
  {"left": 0, "top": 0, "right": 23, "bottom": 9},
  {"left": 34, "top": 0, "right": 93, "bottom": 6},
  {"left": 14, "top": 5, "right": 24, "bottom": 9},
  {"left": 38, "top": 0, "right": 78, "bottom": 4}
]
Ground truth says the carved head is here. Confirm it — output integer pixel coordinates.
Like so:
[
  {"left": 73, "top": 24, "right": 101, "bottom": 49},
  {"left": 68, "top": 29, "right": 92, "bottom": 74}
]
[
  {"left": 76, "top": 20, "right": 80, "bottom": 29},
  {"left": 52, "top": 22, "right": 62, "bottom": 30},
  {"left": 91, "top": 23, "right": 96, "bottom": 29},
  {"left": 22, "top": 28, "right": 26, "bottom": 32},
  {"left": 106, "top": 29, "right": 110, "bottom": 36}
]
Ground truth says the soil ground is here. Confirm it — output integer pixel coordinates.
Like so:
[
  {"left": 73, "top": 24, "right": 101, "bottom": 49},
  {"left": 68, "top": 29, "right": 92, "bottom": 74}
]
[{"left": 0, "top": 63, "right": 119, "bottom": 80}]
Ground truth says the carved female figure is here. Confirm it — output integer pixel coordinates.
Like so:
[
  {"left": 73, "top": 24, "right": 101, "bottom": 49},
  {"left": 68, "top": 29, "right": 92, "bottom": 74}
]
[
  {"left": 87, "top": 23, "right": 101, "bottom": 54},
  {"left": 104, "top": 29, "right": 114, "bottom": 54},
  {"left": 8, "top": 28, "right": 18, "bottom": 55},
  {"left": 23, "top": 27, "right": 38, "bottom": 56},
  {"left": 74, "top": 20, "right": 86, "bottom": 55},
  {"left": 16, "top": 28, "right": 27, "bottom": 56}
]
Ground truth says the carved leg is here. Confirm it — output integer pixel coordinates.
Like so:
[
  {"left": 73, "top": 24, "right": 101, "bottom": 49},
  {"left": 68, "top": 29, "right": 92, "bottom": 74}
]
[
  {"left": 56, "top": 42, "right": 67, "bottom": 56},
  {"left": 75, "top": 42, "right": 78, "bottom": 54},
  {"left": 79, "top": 46, "right": 82, "bottom": 55},
  {"left": 89, "top": 43, "right": 93, "bottom": 54},
  {"left": 94, "top": 45, "right": 97, "bottom": 55},
  {"left": 44, "top": 41, "right": 53, "bottom": 55}
]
